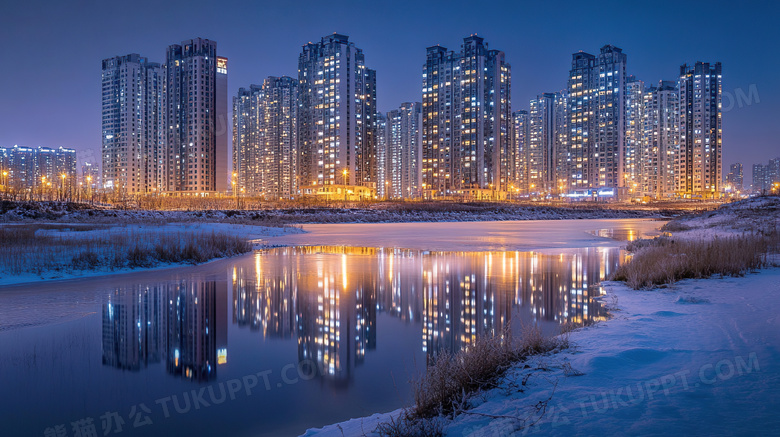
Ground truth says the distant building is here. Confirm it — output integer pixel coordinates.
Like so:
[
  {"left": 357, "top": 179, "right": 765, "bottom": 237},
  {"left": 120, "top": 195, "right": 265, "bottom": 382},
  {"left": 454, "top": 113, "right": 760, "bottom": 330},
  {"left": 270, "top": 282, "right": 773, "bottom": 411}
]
[
  {"left": 232, "top": 85, "right": 263, "bottom": 194},
  {"left": 677, "top": 62, "right": 722, "bottom": 198},
  {"left": 297, "top": 34, "right": 377, "bottom": 190},
  {"left": 258, "top": 76, "right": 298, "bottom": 199},
  {"left": 752, "top": 158, "right": 780, "bottom": 193},
  {"left": 385, "top": 102, "right": 423, "bottom": 199},
  {"left": 512, "top": 110, "right": 529, "bottom": 193},
  {"left": 376, "top": 113, "right": 388, "bottom": 199},
  {"left": 725, "top": 162, "right": 743, "bottom": 192},
  {"left": 528, "top": 93, "right": 565, "bottom": 195},
  {"left": 0, "top": 145, "right": 77, "bottom": 192},
  {"left": 82, "top": 161, "right": 100, "bottom": 189},
  {"left": 641, "top": 81, "right": 679, "bottom": 199},
  {"left": 625, "top": 76, "right": 645, "bottom": 192},
  {"left": 422, "top": 35, "right": 512, "bottom": 198}
]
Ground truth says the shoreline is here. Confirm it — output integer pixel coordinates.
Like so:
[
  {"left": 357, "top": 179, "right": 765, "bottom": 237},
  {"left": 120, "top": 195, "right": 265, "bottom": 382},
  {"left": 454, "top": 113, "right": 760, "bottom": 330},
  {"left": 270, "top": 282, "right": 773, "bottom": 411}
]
[
  {"left": 301, "top": 196, "right": 780, "bottom": 436},
  {"left": 301, "top": 267, "right": 780, "bottom": 436},
  {"left": 0, "top": 218, "right": 664, "bottom": 288},
  {"left": 0, "top": 222, "right": 301, "bottom": 289}
]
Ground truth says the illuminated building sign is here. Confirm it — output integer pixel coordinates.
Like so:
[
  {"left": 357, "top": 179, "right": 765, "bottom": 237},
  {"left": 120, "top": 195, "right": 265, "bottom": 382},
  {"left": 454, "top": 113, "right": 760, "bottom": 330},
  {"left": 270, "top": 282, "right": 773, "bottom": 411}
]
[{"left": 217, "top": 57, "right": 228, "bottom": 75}]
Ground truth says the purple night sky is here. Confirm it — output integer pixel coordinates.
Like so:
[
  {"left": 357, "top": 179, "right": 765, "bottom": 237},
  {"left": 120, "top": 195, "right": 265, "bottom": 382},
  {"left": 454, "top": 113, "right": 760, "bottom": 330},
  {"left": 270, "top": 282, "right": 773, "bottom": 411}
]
[{"left": 0, "top": 0, "right": 777, "bottom": 184}]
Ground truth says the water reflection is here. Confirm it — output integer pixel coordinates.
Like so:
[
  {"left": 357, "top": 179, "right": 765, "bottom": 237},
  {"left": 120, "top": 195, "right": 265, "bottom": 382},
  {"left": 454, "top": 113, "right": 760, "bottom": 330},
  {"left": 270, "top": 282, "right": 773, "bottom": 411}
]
[
  {"left": 102, "top": 282, "right": 228, "bottom": 381},
  {"left": 100, "top": 246, "right": 625, "bottom": 385},
  {"left": 229, "top": 246, "right": 626, "bottom": 382}
]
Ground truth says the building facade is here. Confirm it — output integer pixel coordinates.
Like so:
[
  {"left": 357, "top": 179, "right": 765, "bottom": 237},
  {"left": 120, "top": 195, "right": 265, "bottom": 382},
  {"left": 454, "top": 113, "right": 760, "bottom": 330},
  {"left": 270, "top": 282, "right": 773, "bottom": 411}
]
[
  {"left": 512, "top": 110, "right": 530, "bottom": 194},
  {"left": 527, "top": 93, "right": 566, "bottom": 195},
  {"left": 259, "top": 76, "right": 298, "bottom": 199},
  {"left": 725, "top": 162, "right": 743, "bottom": 192},
  {"left": 375, "top": 113, "right": 388, "bottom": 199},
  {"left": 164, "top": 38, "right": 228, "bottom": 194},
  {"left": 422, "top": 36, "right": 512, "bottom": 198},
  {"left": 297, "top": 34, "right": 377, "bottom": 190},
  {"left": 0, "top": 145, "right": 77, "bottom": 193},
  {"left": 677, "top": 62, "right": 722, "bottom": 198},
  {"left": 641, "top": 81, "right": 679, "bottom": 199},
  {"left": 563, "top": 46, "right": 627, "bottom": 198},
  {"left": 624, "top": 76, "right": 645, "bottom": 191},
  {"left": 232, "top": 85, "right": 263, "bottom": 194},
  {"left": 101, "top": 54, "right": 164, "bottom": 194},
  {"left": 385, "top": 102, "right": 423, "bottom": 199}
]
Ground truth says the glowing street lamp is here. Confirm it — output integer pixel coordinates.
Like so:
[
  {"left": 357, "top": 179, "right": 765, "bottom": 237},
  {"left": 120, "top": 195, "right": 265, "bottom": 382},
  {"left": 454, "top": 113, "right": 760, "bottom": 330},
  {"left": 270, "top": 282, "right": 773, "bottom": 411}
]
[
  {"left": 60, "top": 173, "right": 68, "bottom": 201},
  {"left": 231, "top": 172, "right": 238, "bottom": 208}
]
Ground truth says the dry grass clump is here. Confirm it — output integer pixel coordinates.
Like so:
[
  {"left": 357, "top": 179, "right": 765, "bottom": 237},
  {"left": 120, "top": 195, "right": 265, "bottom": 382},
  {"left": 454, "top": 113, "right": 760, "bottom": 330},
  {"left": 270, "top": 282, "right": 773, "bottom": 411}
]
[
  {"left": 383, "top": 324, "right": 567, "bottom": 434},
  {"left": 412, "top": 331, "right": 516, "bottom": 420},
  {"left": 612, "top": 233, "right": 776, "bottom": 289},
  {"left": 378, "top": 324, "right": 568, "bottom": 435},
  {"left": 0, "top": 224, "right": 252, "bottom": 276}
]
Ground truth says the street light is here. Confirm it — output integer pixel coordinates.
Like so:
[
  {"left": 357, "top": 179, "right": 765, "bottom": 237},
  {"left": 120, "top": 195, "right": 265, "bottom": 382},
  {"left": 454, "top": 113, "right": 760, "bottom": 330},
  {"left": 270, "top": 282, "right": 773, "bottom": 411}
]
[
  {"left": 342, "top": 169, "right": 348, "bottom": 203},
  {"left": 231, "top": 172, "right": 238, "bottom": 209},
  {"left": 60, "top": 173, "right": 67, "bottom": 201}
]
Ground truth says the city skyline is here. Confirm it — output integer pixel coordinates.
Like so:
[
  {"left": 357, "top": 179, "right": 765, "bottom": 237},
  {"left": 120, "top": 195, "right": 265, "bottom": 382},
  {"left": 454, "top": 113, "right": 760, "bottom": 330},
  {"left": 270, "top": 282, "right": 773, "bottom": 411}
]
[{"left": 1, "top": 0, "right": 777, "bottom": 186}]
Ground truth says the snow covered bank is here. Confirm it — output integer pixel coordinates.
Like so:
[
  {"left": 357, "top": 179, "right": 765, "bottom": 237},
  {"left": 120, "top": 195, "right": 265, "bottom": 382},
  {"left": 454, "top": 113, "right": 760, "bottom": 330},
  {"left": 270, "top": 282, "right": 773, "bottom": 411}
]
[
  {"left": 303, "top": 268, "right": 780, "bottom": 436},
  {"left": 0, "top": 223, "right": 302, "bottom": 287},
  {"left": 663, "top": 195, "right": 780, "bottom": 240},
  {"left": 0, "top": 200, "right": 659, "bottom": 225}
]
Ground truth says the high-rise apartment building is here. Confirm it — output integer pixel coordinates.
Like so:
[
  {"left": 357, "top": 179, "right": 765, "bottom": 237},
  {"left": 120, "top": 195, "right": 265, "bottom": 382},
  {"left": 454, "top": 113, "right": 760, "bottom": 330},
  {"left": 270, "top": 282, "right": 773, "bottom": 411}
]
[
  {"left": 101, "top": 54, "right": 164, "bottom": 194},
  {"left": 678, "top": 62, "right": 722, "bottom": 198},
  {"left": 376, "top": 113, "right": 388, "bottom": 199},
  {"left": 0, "top": 145, "right": 77, "bottom": 192},
  {"left": 259, "top": 76, "right": 298, "bottom": 199},
  {"left": 595, "top": 45, "right": 627, "bottom": 192},
  {"left": 553, "top": 93, "right": 569, "bottom": 195},
  {"left": 297, "top": 33, "right": 377, "bottom": 189},
  {"left": 641, "top": 81, "right": 679, "bottom": 198},
  {"left": 563, "top": 46, "right": 627, "bottom": 198},
  {"left": 752, "top": 158, "right": 780, "bottom": 193},
  {"left": 565, "top": 51, "right": 596, "bottom": 193},
  {"left": 386, "top": 102, "right": 423, "bottom": 199},
  {"left": 232, "top": 85, "right": 263, "bottom": 194},
  {"left": 165, "top": 38, "right": 228, "bottom": 194},
  {"left": 512, "top": 110, "right": 529, "bottom": 193},
  {"left": 527, "top": 93, "right": 566, "bottom": 195},
  {"left": 625, "top": 76, "right": 645, "bottom": 191},
  {"left": 422, "top": 35, "right": 512, "bottom": 198}
]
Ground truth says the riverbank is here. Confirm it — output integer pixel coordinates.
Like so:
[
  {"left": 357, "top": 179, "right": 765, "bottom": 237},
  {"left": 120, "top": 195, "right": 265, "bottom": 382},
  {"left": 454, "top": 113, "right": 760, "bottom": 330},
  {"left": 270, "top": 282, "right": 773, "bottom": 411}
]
[
  {"left": 0, "top": 200, "right": 665, "bottom": 225},
  {"left": 0, "top": 222, "right": 301, "bottom": 287},
  {"left": 303, "top": 267, "right": 780, "bottom": 436},
  {"left": 302, "top": 196, "right": 780, "bottom": 436},
  {"left": 0, "top": 215, "right": 663, "bottom": 287}
]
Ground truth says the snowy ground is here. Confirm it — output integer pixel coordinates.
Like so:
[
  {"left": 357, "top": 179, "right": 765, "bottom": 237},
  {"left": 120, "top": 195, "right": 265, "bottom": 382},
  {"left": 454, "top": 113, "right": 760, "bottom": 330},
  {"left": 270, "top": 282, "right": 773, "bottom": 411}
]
[
  {"left": 0, "top": 222, "right": 302, "bottom": 287},
  {"left": 664, "top": 196, "right": 780, "bottom": 240},
  {"left": 0, "top": 201, "right": 659, "bottom": 225},
  {"left": 303, "top": 268, "right": 780, "bottom": 436}
]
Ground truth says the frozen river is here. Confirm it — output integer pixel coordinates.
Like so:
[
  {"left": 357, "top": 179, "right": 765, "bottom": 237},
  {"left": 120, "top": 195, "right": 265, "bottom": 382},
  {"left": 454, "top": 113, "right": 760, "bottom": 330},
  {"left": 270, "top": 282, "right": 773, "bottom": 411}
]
[{"left": 0, "top": 219, "right": 663, "bottom": 437}]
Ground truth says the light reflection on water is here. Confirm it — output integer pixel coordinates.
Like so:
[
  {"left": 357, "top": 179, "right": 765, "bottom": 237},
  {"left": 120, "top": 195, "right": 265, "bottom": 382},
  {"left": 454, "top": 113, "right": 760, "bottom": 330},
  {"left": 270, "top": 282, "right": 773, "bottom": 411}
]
[{"left": 2, "top": 244, "right": 628, "bottom": 437}]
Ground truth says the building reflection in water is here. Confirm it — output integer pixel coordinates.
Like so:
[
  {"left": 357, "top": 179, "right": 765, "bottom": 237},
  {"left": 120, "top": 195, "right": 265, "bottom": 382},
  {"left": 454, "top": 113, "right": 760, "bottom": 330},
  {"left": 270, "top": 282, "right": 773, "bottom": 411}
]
[
  {"left": 102, "top": 281, "right": 227, "bottom": 382},
  {"left": 231, "top": 246, "right": 627, "bottom": 382}
]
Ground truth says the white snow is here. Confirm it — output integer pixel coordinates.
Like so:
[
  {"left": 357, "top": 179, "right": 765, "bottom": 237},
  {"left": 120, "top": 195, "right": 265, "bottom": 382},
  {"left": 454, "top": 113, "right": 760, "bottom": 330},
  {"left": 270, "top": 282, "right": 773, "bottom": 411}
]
[
  {"left": 667, "top": 196, "right": 780, "bottom": 240},
  {"left": 0, "top": 222, "right": 302, "bottom": 287},
  {"left": 302, "top": 268, "right": 780, "bottom": 436}
]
